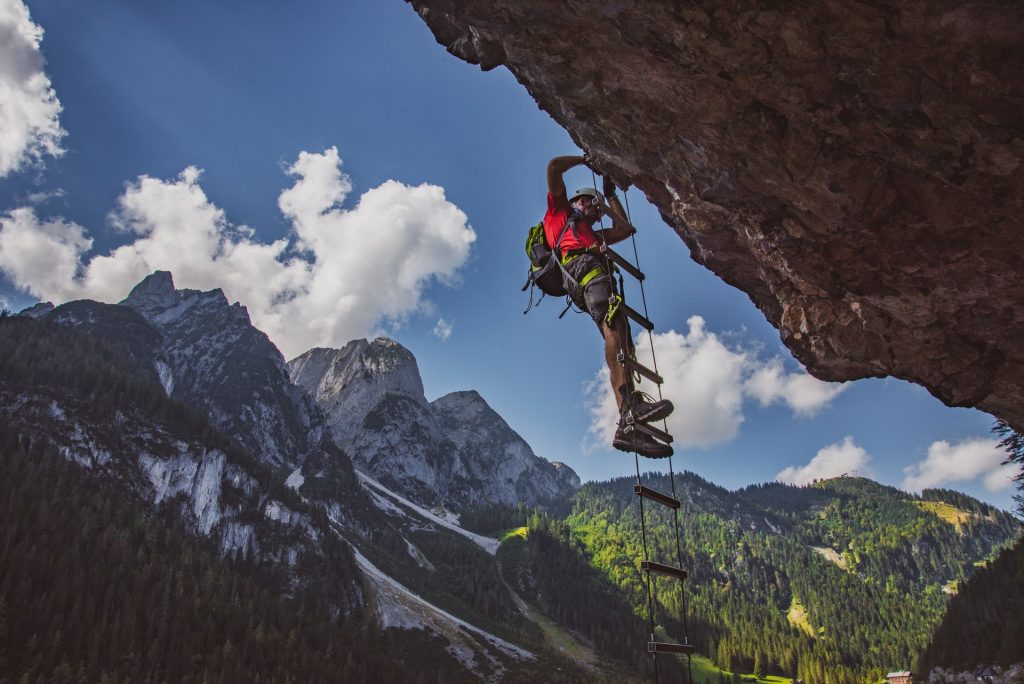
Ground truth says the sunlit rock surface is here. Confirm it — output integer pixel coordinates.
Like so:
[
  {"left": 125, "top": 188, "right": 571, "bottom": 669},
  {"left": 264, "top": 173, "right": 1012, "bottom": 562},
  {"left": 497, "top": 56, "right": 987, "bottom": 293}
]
[
  {"left": 289, "top": 338, "right": 580, "bottom": 511},
  {"left": 407, "top": 0, "right": 1024, "bottom": 430}
]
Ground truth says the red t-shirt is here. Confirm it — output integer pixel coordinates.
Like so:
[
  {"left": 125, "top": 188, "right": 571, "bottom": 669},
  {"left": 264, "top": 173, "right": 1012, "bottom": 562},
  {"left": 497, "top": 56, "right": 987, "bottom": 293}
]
[{"left": 543, "top": 192, "right": 599, "bottom": 254}]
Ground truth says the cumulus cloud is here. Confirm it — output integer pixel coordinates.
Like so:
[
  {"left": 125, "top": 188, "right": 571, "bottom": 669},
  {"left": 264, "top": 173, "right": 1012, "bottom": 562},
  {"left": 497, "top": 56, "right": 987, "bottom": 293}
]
[
  {"left": 902, "top": 437, "right": 1016, "bottom": 493},
  {"left": 776, "top": 436, "right": 872, "bottom": 485},
  {"left": 0, "top": 0, "right": 65, "bottom": 177},
  {"left": 432, "top": 317, "right": 452, "bottom": 341},
  {"left": 0, "top": 207, "right": 91, "bottom": 301},
  {"left": 746, "top": 357, "right": 846, "bottom": 416},
  {"left": 586, "top": 316, "right": 845, "bottom": 449},
  {"left": 0, "top": 147, "right": 475, "bottom": 358}
]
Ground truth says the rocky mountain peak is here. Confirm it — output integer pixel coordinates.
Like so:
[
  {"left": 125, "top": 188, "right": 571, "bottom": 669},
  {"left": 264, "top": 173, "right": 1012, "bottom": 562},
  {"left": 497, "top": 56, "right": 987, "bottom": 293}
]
[
  {"left": 289, "top": 338, "right": 579, "bottom": 511},
  {"left": 122, "top": 270, "right": 178, "bottom": 307},
  {"left": 121, "top": 271, "right": 236, "bottom": 329},
  {"left": 289, "top": 337, "right": 427, "bottom": 430},
  {"left": 365, "top": 337, "right": 421, "bottom": 387},
  {"left": 431, "top": 390, "right": 493, "bottom": 426},
  {"left": 16, "top": 302, "right": 54, "bottom": 318},
  {"left": 114, "top": 271, "right": 322, "bottom": 467}
]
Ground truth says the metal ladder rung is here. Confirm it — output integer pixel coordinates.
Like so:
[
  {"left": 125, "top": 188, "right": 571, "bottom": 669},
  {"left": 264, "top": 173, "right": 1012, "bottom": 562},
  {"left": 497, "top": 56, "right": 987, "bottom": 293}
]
[
  {"left": 620, "top": 302, "right": 654, "bottom": 331},
  {"left": 641, "top": 560, "right": 688, "bottom": 580},
  {"left": 624, "top": 417, "right": 673, "bottom": 444},
  {"left": 617, "top": 351, "right": 663, "bottom": 385},
  {"left": 648, "top": 641, "right": 695, "bottom": 655},
  {"left": 599, "top": 243, "right": 645, "bottom": 281},
  {"left": 634, "top": 484, "right": 679, "bottom": 509}
]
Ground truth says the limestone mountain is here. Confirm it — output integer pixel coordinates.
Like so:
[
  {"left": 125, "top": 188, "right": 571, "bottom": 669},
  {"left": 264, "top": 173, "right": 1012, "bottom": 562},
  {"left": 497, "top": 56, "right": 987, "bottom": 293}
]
[
  {"left": 120, "top": 271, "right": 325, "bottom": 468},
  {"left": 1, "top": 273, "right": 583, "bottom": 681},
  {"left": 0, "top": 307, "right": 367, "bottom": 617},
  {"left": 288, "top": 338, "right": 579, "bottom": 513}
]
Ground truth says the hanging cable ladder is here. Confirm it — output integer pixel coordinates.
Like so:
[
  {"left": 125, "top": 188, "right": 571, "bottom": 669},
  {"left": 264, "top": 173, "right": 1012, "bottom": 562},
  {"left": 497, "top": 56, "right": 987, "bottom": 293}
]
[
  {"left": 591, "top": 172, "right": 696, "bottom": 683},
  {"left": 598, "top": 242, "right": 646, "bottom": 281},
  {"left": 624, "top": 413, "right": 674, "bottom": 444},
  {"left": 618, "top": 350, "right": 663, "bottom": 385},
  {"left": 634, "top": 484, "right": 679, "bottom": 509}
]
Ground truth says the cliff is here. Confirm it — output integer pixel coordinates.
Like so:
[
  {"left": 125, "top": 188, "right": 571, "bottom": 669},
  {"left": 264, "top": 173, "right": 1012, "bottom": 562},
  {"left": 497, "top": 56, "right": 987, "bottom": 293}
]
[{"left": 407, "top": 0, "right": 1024, "bottom": 430}]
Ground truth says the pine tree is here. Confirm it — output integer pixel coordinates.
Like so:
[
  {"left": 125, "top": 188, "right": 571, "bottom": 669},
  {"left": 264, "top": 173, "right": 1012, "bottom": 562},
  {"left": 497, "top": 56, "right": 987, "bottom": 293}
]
[{"left": 993, "top": 420, "right": 1024, "bottom": 516}]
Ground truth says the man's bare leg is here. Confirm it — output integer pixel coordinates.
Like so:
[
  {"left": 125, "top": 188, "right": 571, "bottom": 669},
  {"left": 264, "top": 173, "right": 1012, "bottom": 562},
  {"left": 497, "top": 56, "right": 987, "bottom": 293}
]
[{"left": 602, "top": 313, "right": 633, "bottom": 412}]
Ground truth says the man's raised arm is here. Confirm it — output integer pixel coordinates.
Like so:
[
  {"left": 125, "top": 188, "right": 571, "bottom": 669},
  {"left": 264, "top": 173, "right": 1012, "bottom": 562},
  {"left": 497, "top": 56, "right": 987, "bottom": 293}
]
[
  {"left": 599, "top": 178, "right": 636, "bottom": 244},
  {"left": 547, "top": 155, "right": 585, "bottom": 198}
]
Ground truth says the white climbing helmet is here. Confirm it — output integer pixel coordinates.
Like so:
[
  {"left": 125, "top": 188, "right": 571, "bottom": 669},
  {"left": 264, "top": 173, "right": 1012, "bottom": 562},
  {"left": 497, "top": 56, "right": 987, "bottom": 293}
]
[{"left": 569, "top": 187, "right": 604, "bottom": 205}]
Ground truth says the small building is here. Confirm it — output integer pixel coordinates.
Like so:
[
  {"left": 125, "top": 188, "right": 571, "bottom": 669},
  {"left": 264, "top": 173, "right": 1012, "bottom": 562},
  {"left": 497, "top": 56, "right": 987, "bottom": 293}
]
[
  {"left": 885, "top": 672, "right": 913, "bottom": 684},
  {"left": 974, "top": 665, "right": 998, "bottom": 682}
]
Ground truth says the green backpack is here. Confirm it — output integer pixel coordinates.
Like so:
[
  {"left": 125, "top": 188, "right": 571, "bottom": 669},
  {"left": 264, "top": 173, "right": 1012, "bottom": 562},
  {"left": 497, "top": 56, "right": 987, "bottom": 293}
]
[{"left": 521, "top": 218, "right": 576, "bottom": 313}]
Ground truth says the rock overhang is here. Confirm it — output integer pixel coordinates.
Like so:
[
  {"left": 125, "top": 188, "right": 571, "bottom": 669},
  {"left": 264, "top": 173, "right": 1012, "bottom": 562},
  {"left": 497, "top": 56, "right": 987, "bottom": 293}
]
[{"left": 406, "top": 0, "right": 1024, "bottom": 431}]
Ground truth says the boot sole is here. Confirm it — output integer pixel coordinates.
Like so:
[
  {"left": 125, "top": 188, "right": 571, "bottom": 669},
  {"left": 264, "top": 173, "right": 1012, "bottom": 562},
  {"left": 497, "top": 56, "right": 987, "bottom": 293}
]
[
  {"left": 633, "top": 405, "right": 673, "bottom": 423},
  {"left": 612, "top": 438, "right": 674, "bottom": 459}
]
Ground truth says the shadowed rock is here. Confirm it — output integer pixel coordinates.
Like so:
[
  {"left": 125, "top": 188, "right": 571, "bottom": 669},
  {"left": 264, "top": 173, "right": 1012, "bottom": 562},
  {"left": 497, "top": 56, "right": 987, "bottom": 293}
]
[{"left": 407, "top": 0, "right": 1024, "bottom": 430}]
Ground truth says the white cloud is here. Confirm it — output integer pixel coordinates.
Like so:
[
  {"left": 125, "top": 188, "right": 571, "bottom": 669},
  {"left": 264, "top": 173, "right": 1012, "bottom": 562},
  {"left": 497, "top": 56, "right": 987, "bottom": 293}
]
[
  {"left": 586, "top": 316, "right": 845, "bottom": 449},
  {"left": 25, "top": 188, "right": 65, "bottom": 205},
  {"left": 0, "top": 0, "right": 65, "bottom": 177},
  {"left": 0, "top": 207, "right": 91, "bottom": 301},
  {"left": 902, "top": 437, "right": 1016, "bottom": 493},
  {"left": 746, "top": 357, "right": 846, "bottom": 416},
  {"left": 776, "top": 436, "right": 872, "bottom": 485},
  {"left": 0, "top": 147, "right": 475, "bottom": 358},
  {"left": 432, "top": 317, "right": 452, "bottom": 341}
]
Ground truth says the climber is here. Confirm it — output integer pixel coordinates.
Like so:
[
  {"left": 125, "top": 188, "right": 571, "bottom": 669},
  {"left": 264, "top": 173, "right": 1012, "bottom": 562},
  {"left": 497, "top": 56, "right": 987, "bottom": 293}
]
[{"left": 545, "top": 155, "right": 674, "bottom": 458}]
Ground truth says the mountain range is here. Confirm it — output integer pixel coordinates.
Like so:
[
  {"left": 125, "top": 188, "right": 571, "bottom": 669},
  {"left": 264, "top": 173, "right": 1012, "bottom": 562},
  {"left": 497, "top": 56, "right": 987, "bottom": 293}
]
[{"left": 1, "top": 271, "right": 1018, "bottom": 683}]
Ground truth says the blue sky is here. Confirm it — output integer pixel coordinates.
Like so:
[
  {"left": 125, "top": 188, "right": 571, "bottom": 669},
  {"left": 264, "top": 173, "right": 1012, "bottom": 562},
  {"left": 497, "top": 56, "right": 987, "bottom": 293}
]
[{"left": 1, "top": 0, "right": 1017, "bottom": 511}]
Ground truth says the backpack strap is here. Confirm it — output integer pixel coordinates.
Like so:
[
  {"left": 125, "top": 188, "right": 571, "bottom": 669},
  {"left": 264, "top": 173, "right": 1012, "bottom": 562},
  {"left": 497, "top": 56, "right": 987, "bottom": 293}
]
[
  {"left": 522, "top": 213, "right": 588, "bottom": 315},
  {"left": 552, "top": 215, "right": 576, "bottom": 254},
  {"left": 553, "top": 216, "right": 582, "bottom": 290}
]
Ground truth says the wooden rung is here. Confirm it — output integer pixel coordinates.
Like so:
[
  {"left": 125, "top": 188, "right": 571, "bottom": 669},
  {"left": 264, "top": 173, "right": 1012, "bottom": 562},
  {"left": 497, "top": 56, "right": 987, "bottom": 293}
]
[
  {"left": 624, "top": 418, "right": 673, "bottom": 444},
  {"left": 648, "top": 641, "right": 695, "bottom": 655},
  {"left": 621, "top": 302, "right": 654, "bottom": 331},
  {"left": 617, "top": 351, "right": 663, "bottom": 385},
  {"left": 641, "top": 560, "right": 688, "bottom": 580},
  {"left": 598, "top": 243, "right": 645, "bottom": 281},
  {"left": 634, "top": 484, "right": 680, "bottom": 509}
]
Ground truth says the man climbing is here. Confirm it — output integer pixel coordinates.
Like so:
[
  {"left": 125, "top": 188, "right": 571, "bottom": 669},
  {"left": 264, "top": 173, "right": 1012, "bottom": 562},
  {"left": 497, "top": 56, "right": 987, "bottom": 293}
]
[{"left": 545, "top": 155, "right": 674, "bottom": 458}]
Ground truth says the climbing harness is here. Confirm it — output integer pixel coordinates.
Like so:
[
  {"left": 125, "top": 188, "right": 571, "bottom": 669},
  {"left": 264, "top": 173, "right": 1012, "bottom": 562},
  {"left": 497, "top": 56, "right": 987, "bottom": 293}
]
[{"left": 590, "top": 170, "right": 695, "bottom": 684}]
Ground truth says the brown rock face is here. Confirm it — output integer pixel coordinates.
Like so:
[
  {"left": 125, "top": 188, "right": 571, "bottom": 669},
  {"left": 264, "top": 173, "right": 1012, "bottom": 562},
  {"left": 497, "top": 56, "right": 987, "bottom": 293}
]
[{"left": 408, "top": 0, "right": 1024, "bottom": 431}]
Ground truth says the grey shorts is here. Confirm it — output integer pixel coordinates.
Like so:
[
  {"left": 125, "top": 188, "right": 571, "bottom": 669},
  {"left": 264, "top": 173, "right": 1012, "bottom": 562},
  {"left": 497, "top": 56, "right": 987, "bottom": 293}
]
[{"left": 562, "top": 253, "right": 614, "bottom": 325}]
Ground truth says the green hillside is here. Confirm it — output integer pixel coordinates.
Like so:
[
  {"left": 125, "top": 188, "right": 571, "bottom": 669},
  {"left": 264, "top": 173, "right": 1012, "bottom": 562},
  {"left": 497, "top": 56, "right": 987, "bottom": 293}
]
[
  {"left": 555, "top": 473, "right": 1018, "bottom": 684},
  {"left": 916, "top": 537, "right": 1024, "bottom": 675}
]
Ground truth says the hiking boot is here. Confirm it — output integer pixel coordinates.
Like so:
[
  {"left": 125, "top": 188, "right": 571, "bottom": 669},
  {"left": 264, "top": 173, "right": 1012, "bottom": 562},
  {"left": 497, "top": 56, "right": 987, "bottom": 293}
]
[
  {"left": 612, "top": 425, "right": 674, "bottom": 459},
  {"left": 624, "top": 391, "right": 674, "bottom": 424}
]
